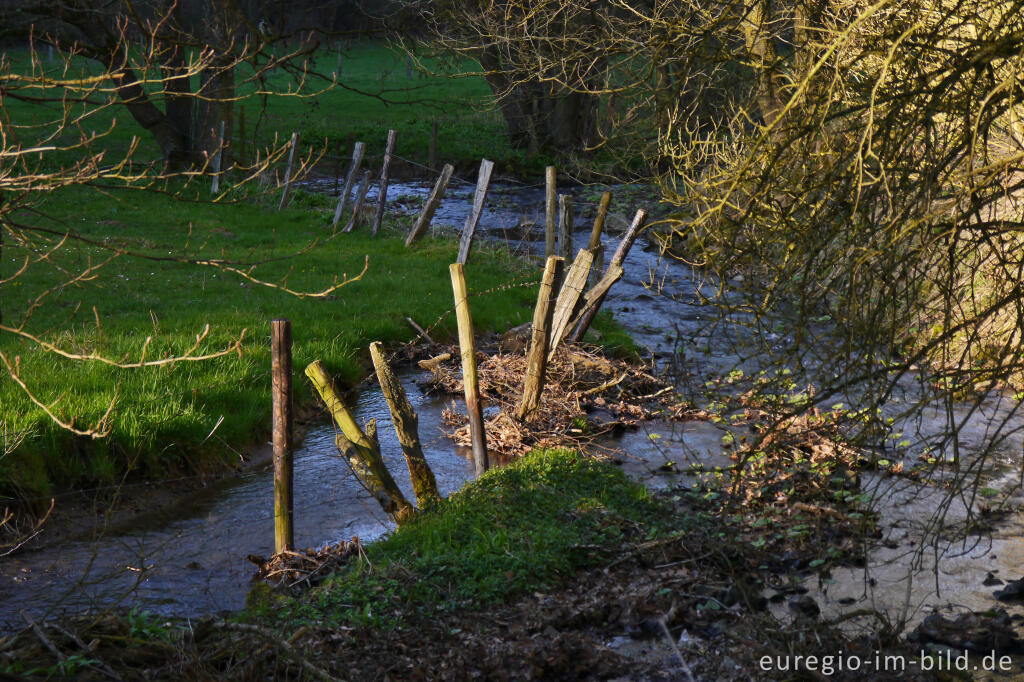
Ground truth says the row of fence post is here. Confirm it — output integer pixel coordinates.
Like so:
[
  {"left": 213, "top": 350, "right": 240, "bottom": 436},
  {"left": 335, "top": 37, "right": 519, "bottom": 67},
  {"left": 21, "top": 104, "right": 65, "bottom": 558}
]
[
  {"left": 233, "top": 128, "right": 604, "bottom": 270},
  {"left": 266, "top": 129, "right": 648, "bottom": 552},
  {"left": 268, "top": 205, "right": 648, "bottom": 553}
]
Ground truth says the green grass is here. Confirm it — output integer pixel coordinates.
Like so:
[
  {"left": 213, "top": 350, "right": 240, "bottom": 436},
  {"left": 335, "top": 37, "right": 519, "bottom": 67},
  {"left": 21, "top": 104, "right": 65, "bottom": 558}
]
[
  {"left": 255, "top": 448, "right": 673, "bottom": 628},
  {"left": 265, "top": 43, "right": 520, "bottom": 170},
  {"left": 1, "top": 184, "right": 539, "bottom": 502}
]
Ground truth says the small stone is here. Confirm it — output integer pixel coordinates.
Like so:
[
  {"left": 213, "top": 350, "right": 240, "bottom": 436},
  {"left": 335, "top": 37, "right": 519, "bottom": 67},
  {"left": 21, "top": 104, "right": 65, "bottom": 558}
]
[
  {"left": 636, "top": 617, "right": 662, "bottom": 639},
  {"left": 995, "top": 577, "right": 1024, "bottom": 601},
  {"left": 984, "top": 572, "right": 1004, "bottom": 587},
  {"left": 788, "top": 595, "right": 820, "bottom": 618}
]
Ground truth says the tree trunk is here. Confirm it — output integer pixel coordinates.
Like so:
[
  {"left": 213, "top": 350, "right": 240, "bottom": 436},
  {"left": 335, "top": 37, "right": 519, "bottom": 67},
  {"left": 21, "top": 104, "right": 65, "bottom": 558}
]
[
  {"left": 743, "top": 0, "right": 784, "bottom": 126},
  {"left": 478, "top": 48, "right": 597, "bottom": 154},
  {"left": 111, "top": 66, "right": 190, "bottom": 164},
  {"left": 479, "top": 47, "right": 534, "bottom": 149},
  {"left": 160, "top": 44, "right": 195, "bottom": 171},
  {"left": 193, "top": 59, "right": 235, "bottom": 169}
]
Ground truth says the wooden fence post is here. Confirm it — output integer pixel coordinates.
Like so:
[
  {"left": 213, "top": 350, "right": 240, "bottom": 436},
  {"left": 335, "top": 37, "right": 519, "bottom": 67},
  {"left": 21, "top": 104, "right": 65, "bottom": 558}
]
[
  {"left": 271, "top": 319, "right": 293, "bottom": 553},
  {"left": 457, "top": 159, "right": 494, "bottom": 265},
  {"left": 545, "top": 166, "right": 557, "bottom": 259},
  {"left": 516, "top": 256, "right": 563, "bottom": 422},
  {"left": 344, "top": 170, "right": 372, "bottom": 233},
  {"left": 570, "top": 209, "right": 647, "bottom": 343},
  {"left": 304, "top": 360, "right": 414, "bottom": 520},
  {"left": 588, "top": 191, "right": 611, "bottom": 289},
  {"left": 406, "top": 163, "right": 454, "bottom": 246},
  {"left": 372, "top": 129, "right": 397, "bottom": 236},
  {"left": 277, "top": 131, "right": 299, "bottom": 211},
  {"left": 332, "top": 141, "right": 365, "bottom": 232},
  {"left": 450, "top": 264, "right": 489, "bottom": 476},
  {"left": 547, "top": 248, "right": 595, "bottom": 359},
  {"left": 557, "top": 194, "right": 574, "bottom": 261},
  {"left": 370, "top": 342, "right": 441, "bottom": 506}
]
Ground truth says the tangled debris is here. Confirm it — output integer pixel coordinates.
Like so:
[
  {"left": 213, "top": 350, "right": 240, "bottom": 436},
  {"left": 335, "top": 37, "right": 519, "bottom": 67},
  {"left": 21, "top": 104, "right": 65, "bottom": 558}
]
[
  {"left": 726, "top": 407, "right": 864, "bottom": 511},
  {"left": 421, "top": 344, "right": 674, "bottom": 459},
  {"left": 661, "top": 383, "right": 884, "bottom": 573},
  {"left": 248, "top": 538, "right": 365, "bottom": 590}
]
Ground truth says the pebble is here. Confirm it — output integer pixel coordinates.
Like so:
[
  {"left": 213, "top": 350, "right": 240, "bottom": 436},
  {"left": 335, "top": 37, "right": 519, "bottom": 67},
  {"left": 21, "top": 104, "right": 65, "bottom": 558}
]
[{"left": 788, "top": 595, "right": 820, "bottom": 618}]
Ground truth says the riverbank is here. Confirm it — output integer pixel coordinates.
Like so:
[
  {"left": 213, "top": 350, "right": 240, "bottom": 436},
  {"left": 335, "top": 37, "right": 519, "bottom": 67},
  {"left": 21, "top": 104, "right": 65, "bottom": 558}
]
[{"left": 0, "top": 447, "right": 942, "bottom": 681}]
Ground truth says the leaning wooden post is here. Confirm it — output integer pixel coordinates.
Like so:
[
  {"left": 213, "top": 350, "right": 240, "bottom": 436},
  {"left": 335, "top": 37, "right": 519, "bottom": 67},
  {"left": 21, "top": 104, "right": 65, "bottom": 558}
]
[
  {"left": 516, "top": 256, "right": 563, "bottom": 422},
  {"left": 344, "top": 170, "right": 372, "bottom": 233},
  {"left": 545, "top": 166, "right": 557, "bottom": 259},
  {"left": 588, "top": 191, "right": 611, "bottom": 289},
  {"left": 450, "top": 264, "right": 489, "bottom": 476},
  {"left": 457, "top": 158, "right": 494, "bottom": 265},
  {"left": 557, "top": 194, "right": 574, "bottom": 261},
  {"left": 370, "top": 342, "right": 441, "bottom": 506},
  {"left": 570, "top": 208, "right": 647, "bottom": 343},
  {"left": 547, "top": 248, "right": 595, "bottom": 359},
  {"left": 277, "top": 131, "right": 299, "bottom": 211},
  {"left": 588, "top": 244, "right": 605, "bottom": 293},
  {"left": 304, "top": 360, "right": 414, "bottom": 520},
  {"left": 371, "top": 129, "right": 397, "bottom": 236},
  {"left": 406, "top": 163, "right": 454, "bottom": 246},
  {"left": 332, "top": 141, "right": 365, "bottom": 232},
  {"left": 271, "top": 319, "right": 294, "bottom": 553}
]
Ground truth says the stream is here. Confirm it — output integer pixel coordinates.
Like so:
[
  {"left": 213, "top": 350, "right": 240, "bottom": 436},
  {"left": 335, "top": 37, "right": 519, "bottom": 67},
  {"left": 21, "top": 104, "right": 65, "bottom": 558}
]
[{"left": 4, "top": 175, "right": 1024, "bottom": 640}]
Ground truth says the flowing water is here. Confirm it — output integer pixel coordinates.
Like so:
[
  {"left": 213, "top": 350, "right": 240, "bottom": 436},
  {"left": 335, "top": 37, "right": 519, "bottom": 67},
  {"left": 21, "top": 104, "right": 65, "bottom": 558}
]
[
  {"left": 0, "top": 377, "right": 472, "bottom": 627},
  {"left": 4, "top": 175, "right": 1024, "bottom": 639}
]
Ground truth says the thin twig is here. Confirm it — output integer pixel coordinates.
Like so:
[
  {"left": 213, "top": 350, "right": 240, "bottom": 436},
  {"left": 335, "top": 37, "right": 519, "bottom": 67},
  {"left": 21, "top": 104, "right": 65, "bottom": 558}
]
[
  {"left": 214, "top": 621, "right": 343, "bottom": 682},
  {"left": 22, "top": 611, "right": 65, "bottom": 664}
]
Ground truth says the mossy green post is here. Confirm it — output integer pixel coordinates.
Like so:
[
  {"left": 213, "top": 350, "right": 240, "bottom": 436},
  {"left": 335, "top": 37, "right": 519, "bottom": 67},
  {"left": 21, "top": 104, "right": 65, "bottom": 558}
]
[
  {"left": 305, "top": 359, "right": 414, "bottom": 521},
  {"left": 370, "top": 342, "right": 441, "bottom": 506}
]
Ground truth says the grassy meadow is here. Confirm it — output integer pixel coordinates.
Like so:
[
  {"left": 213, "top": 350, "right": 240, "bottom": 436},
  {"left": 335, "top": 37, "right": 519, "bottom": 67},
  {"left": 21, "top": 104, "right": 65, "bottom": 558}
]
[
  {"left": 0, "top": 41, "right": 551, "bottom": 502},
  {"left": 1, "top": 184, "right": 540, "bottom": 503}
]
